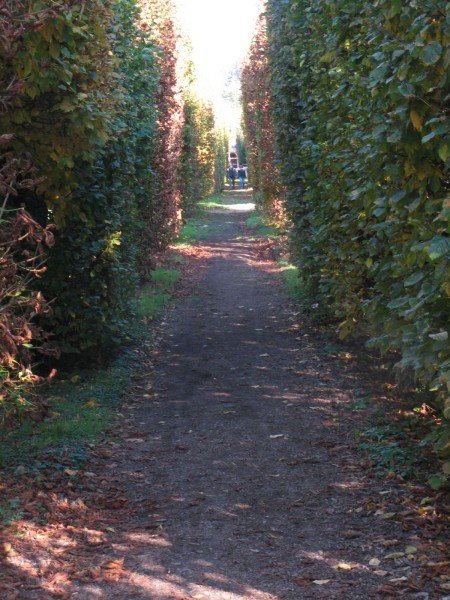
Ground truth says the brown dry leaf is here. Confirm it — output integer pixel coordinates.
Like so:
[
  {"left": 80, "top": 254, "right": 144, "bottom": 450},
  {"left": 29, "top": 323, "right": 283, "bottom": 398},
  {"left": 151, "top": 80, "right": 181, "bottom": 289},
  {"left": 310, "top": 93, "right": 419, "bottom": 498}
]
[
  {"left": 292, "top": 575, "right": 312, "bottom": 586},
  {"left": 343, "top": 529, "right": 361, "bottom": 539},
  {"left": 90, "top": 566, "right": 102, "bottom": 580},
  {"left": 104, "top": 557, "right": 125, "bottom": 570},
  {"left": 376, "top": 585, "right": 399, "bottom": 595},
  {"left": 64, "top": 468, "right": 78, "bottom": 477},
  {"left": 379, "top": 539, "right": 399, "bottom": 548},
  {"left": 2, "top": 542, "right": 12, "bottom": 554},
  {"left": 188, "top": 496, "right": 206, "bottom": 507}
]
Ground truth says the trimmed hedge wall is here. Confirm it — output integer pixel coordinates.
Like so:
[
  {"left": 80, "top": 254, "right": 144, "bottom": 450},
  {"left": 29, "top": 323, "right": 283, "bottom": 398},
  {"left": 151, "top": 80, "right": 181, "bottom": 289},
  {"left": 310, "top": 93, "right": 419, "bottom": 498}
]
[
  {"left": 266, "top": 0, "right": 449, "bottom": 479},
  {"left": 241, "top": 14, "right": 284, "bottom": 222}
]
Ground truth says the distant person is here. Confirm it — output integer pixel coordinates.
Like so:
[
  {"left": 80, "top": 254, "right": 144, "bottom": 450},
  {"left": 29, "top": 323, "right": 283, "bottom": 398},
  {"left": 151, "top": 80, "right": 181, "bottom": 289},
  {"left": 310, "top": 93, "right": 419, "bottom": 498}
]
[
  {"left": 227, "top": 166, "right": 236, "bottom": 189},
  {"left": 237, "top": 165, "right": 246, "bottom": 189}
]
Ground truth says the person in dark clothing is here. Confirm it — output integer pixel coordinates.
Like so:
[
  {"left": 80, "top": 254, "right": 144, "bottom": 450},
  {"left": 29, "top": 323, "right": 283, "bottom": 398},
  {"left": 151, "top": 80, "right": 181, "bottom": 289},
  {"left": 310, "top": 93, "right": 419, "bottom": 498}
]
[
  {"left": 227, "top": 166, "right": 236, "bottom": 189},
  {"left": 237, "top": 165, "right": 246, "bottom": 189}
]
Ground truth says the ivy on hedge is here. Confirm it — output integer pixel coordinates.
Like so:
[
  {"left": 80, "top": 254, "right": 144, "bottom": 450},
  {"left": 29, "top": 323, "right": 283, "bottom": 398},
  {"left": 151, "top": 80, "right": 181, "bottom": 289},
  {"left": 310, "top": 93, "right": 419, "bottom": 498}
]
[{"left": 266, "top": 0, "right": 449, "bottom": 478}]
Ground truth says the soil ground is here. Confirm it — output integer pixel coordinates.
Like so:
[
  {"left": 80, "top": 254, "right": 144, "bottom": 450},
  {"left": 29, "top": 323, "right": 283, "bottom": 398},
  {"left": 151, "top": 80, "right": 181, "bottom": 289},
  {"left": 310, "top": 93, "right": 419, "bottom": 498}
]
[{"left": 1, "top": 191, "right": 448, "bottom": 599}]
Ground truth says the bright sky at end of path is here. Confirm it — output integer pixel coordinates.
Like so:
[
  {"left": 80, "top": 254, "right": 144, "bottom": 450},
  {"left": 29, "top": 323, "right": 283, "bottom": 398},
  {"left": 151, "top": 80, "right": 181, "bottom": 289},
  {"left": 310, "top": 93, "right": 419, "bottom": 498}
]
[{"left": 176, "top": 0, "right": 264, "bottom": 129}]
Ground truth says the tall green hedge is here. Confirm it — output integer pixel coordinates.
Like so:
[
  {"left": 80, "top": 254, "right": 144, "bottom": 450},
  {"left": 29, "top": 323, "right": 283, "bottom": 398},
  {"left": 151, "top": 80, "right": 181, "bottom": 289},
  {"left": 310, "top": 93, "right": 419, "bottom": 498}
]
[
  {"left": 180, "top": 93, "right": 216, "bottom": 215},
  {"left": 266, "top": 0, "right": 449, "bottom": 480},
  {"left": 214, "top": 128, "right": 229, "bottom": 193},
  {"left": 41, "top": 0, "right": 159, "bottom": 361},
  {"left": 1, "top": 0, "right": 165, "bottom": 366}
]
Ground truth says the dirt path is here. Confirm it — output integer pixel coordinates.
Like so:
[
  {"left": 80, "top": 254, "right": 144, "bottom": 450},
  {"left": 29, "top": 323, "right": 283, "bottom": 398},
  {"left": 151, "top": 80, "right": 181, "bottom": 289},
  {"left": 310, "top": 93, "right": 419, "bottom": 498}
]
[{"left": 3, "top": 191, "right": 447, "bottom": 599}]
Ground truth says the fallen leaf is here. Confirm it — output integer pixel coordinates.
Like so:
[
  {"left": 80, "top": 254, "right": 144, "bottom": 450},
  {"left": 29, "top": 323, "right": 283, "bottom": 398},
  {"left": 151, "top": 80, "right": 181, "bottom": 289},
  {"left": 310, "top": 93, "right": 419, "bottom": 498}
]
[
  {"left": 385, "top": 552, "right": 405, "bottom": 560},
  {"left": 405, "top": 546, "right": 417, "bottom": 554},
  {"left": 104, "top": 557, "right": 124, "bottom": 570},
  {"left": 379, "top": 539, "right": 399, "bottom": 548},
  {"left": 90, "top": 566, "right": 102, "bottom": 579},
  {"left": 188, "top": 496, "right": 206, "bottom": 507},
  {"left": 389, "top": 576, "right": 408, "bottom": 583},
  {"left": 374, "top": 570, "right": 389, "bottom": 576},
  {"left": 2, "top": 542, "right": 12, "bottom": 554},
  {"left": 333, "top": 562, "right": 356, "bottom": 570},
  {"left": 313, "top": 580, "right": 331, "bottom": 585},
  {"left": 292, "top": 576, "right": 311, "bottom": 586},
  {"left": 64, "top": 468, "right": 78, "bottom": 477},
  {"left": 369, "top": 558, "right": 381, "bottom": 567},
  {"left": 270, "top": 434, "right": 284, "bottom": 439},
  {"left": 344, "top": 529, "right": 361, "bottom": 539}
]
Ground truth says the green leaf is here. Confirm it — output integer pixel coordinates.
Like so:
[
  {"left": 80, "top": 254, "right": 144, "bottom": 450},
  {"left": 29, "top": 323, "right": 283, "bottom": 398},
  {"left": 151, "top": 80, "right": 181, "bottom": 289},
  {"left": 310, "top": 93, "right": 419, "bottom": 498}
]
[
  {"left": 438, "top": 143, "right": 449, "bottom": 162},
  {"left": 421, "top": 42, "right": 442, "bottom": 66},
  {"left": 427, "top": 237, "right": 450, "bottom": 261},
  {"left": 428, "top": 473, "right": 446, "bottom": 490},
  {"left": 428, "top": 332, "right": 448, "bottom": 342},
  {"left": 403, "top": 272, "right": 425, "bottom": 286}
]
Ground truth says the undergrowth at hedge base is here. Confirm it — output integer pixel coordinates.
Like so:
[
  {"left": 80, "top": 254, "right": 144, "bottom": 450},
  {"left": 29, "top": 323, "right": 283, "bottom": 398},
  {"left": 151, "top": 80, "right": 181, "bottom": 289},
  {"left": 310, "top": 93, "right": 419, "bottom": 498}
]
[
  {"left": 0, "top": 498, "right": 23, "bottom": 527},
  {"left": 0, "top": 263, "right": 182, "bottom": 474},
  {"left": 0, "top": 349, "right": 133, "bottom": 472},
  {"left": 246, "top": 213, "right": 278, "bottom": 238},
  {"left": 138, "top": 268, "right": 181, "bottom": 321}
]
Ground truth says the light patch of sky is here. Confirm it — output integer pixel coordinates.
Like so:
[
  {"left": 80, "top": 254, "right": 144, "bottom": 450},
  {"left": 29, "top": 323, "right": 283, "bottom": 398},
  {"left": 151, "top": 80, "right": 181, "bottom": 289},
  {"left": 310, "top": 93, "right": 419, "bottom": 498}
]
[{"left": 176, "top": 0, "right": 264, "bottom": 131}]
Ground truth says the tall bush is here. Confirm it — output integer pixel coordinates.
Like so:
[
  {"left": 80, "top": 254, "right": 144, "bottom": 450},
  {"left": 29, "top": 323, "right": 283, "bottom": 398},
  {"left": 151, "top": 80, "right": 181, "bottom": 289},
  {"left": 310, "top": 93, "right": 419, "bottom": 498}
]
[
  {"left": 0, "top": 2, "right": 59, "bottom": 419},
  {"left": 214, "top": 129, "right": 229, "bottom": 194},
  {"left": 180, "top": 94, "right": 216, "bottom": 215},
  {"left": 241, "top": 14, "right": 284, "bottom": 221},
  {"left": 42, "top": 0, "right": 159, "bottom": 359},
  {"left": 138, "top": 0, "right": 184, "bottom": 259},
  {"left": 266, "top": 0, "right": 449, "bottom": 477},
  {"left": 1, "top": 1, "right": 114, "bottom": 224}
]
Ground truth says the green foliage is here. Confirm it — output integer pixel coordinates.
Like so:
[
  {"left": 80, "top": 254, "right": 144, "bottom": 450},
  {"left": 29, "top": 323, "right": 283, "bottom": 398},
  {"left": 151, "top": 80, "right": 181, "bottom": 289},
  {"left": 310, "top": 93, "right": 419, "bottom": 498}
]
[
  {"left": 138, "top": 267, "right": 181, "bottom": 320},
  {"left": 266, "top": 0, "right": 449, "bottom": 470},
  {"left": 42, "top": 0, "right": 159, "bottom": 360},
  {"left": 1, "top": 1, "right": 115, "bottom": 224},
  {"left": 0, "top": 0, "right": 222, "bottom": 421},
  {"left": 0, "top": 498, "right": 23, "bottom": 526},
  {"left": 359, "top": 423, "right": 429, "bottom": 480},
  {"left": 246, "top": 213, "right": 278, "bottom": 238},
  {"left": 236, "top": 131, "right": 247, "bottom": 166},
  {"left": 0, "top": 349, "right": 135, "bottom": 470},
  {"left": 278, "top": 259, "right": 304, "bottom": 300},
  {"left": 181, "top": 93, "right": 217, "bottom": 215},
  {"left": 214, "top": 129, "right": 229, "bottom": 193}
]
